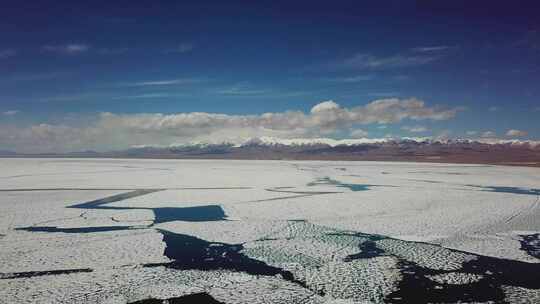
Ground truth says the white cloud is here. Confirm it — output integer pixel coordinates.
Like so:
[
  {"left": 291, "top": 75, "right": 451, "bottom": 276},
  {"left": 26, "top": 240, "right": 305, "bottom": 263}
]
[
  {"left": 0, "top": 98, "right": 463, "bottom": 153},
  {"left": 436, "top": 130, "right": 452, "bottom": 140},
  {"left": 112, "top": 93, "right": 181, "bottom": 99},
  {"left": 337, "top": 53, "right": 440, "bottom": 70},
  {"left": 215, "top": 83, "right": 270, "bottom": 96},
  {"left": 466, "top": 131, "right": 478, "bottom": 136},
  {"left": 481, "top": 131, "right": 496, "bottom": 138},
  {"left": 2, "top": 110, "right": 19, "bottom": 116},
  {"left": 506, "top": 129, "right": 528, "bottom": 137},
  {"left": 166, "top": 43, "right": 194, "bottom": 53},
  {"left": 410, "top": 46, "right": 451, "bottom": 52},
  {"left": 310, "top": 100, "right": 340, "bottom": 113},
  {"left": 219, "top": 89, "right": 308, "bottom": 98},
  {"left": 349, "top": 129, "right": 369, "bottom": 138},
  {"left": 488, "top": 106, "right": 500, "bottom": 112},
  {"left": 42, "top": 44, "right": 90, "bottom": 54},
  {"left": 401, "top": 125, "right": 428, "bottom": 133},
  {"left": 0, "top": 49, "right": 17, "bottom": 59},
  {"left": 123, "top": 78, "right": 203, "bottom": 87},
  {"left": 325, "top": 75, "right": 374, "bottom": 83},
  {"left": 215, "top": 83, "right": 308, "bottom": 98}
]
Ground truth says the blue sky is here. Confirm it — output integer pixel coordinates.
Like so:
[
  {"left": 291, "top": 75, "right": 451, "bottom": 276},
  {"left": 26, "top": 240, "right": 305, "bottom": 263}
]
[{"left": 1, "top": 1, "right": 539, "bottom": 152}]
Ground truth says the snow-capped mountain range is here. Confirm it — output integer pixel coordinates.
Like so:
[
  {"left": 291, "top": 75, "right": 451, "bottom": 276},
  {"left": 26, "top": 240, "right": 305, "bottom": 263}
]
[
  {"left": 157, "top": 136, "right": 540, "bottom": 149},
  {"left": 2, "top": 136, "right": 540, "bottom": 167}
]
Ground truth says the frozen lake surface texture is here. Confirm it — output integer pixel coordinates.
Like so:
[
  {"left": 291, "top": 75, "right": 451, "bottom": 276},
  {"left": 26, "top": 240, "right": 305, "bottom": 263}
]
[{"left": 1, "top": 159, "right": 539, "bottom": 303}]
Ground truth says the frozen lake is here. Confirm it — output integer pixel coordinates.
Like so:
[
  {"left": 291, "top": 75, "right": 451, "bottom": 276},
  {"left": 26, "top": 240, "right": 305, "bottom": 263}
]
[{"left": 1, "top": 158, "right": 539, "bottom": 303}]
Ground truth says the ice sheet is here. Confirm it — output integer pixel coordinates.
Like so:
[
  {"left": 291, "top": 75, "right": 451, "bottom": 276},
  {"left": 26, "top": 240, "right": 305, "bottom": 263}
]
[{"left": 1, "top": 159, "right": 539, "bottom": 303}]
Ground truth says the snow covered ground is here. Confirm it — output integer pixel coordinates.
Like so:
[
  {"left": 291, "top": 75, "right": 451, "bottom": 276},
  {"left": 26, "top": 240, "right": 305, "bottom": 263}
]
[{"left": 0, "top": 158, "right": 539, "bottom": 303}]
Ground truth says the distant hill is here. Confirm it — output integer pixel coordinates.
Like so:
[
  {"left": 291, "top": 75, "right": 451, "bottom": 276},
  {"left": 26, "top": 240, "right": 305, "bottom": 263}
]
[
  {"left": 0, "top": 150, "right": 17, "bottom": 156},
  {"left": 2, "top": 138, "right": 540, "bottom": 167}
]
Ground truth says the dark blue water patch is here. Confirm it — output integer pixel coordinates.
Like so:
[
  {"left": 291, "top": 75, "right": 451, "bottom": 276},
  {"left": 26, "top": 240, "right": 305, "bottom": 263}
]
[
  {"left": 519, "top": 234, "right": 540, "bottom": 259},
  {"left": 307, "top": 177, "right": 387, "bottom": 192},
  {"left": 0, "top": 268, "right": 92, "bottom": 279},
  {"left": 143, "top": 229, "right": 313, "bottom": 293},
  {"left": 104, "top": 205, "right": 227, "bottom": 225},
  {"left": 327, "top": 231, "right": 540, "bottom": 303},
  {"left": 129, "top": 293, "right": 224, "bottom": 304},
  {"left": 21, "top": 191, "right": 228, "bottom": 236},
  {"left": 152, "top": 206, "right": 226, "bottom": 224},
  {"left": 339, "top": 183, "right": 372, "bottom": 191},
  {"left": 387, "top": 253, "right": 540, "bottom": 303},
  {"left": 328, "top": 232, "right": 387, "bottom": 260},
  {"left": 385, "top": 259, "right": 505, "bottom": 304},
  {"left": 67, "top": 190, "right": 228, "bottom": 225},
  {"left": 344, "top": 240, "right": 386, "bottom": 260},
  {"left": 467, "top": 185, "right": 540, "bottom": 196},
  {"left": 255, "top": 237, "right": 279, "bottom": 242},
  {"left": 15, "top": 226, "right": 134, "bottom": 234},
  {"left": 408, "top": 179, "right": 443, "bottom": 184}
]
